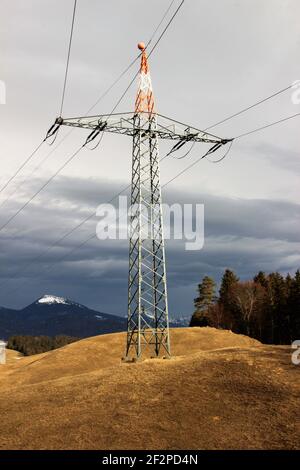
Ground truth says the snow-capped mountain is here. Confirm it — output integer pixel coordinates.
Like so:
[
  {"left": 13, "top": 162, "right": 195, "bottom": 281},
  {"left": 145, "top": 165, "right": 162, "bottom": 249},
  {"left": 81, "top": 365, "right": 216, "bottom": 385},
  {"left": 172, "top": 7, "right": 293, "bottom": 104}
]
[
  {"left": 0, "top": 295, "right": 126, "bottom": 340},
  {"left": 35, "top": 294, "right": 85, "bottom": 307},
  {"left": 36, "top": 295, "right": 71, "bottom": 305}
]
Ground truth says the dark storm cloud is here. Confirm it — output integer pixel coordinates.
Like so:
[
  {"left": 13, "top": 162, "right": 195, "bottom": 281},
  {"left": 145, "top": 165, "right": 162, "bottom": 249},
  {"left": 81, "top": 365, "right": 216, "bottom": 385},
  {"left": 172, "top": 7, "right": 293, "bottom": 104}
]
[
  {"left": 7, "top": 173, "right": 300, "bottom": 242},
  {"left": 0, "top": 174, "right": 299, "bottom": 315}
]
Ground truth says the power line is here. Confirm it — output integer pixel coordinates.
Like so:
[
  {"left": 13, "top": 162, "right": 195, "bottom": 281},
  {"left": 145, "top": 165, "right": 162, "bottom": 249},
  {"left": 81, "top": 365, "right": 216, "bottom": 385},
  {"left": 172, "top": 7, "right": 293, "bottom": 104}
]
[
  {"left": 59, "top": 0, "right": 77, "bottom": 115},
  {"left": 165, "top": 110, "right": 300, "bottom": 177},
  {"left": 147, "top": 0, "right": 177, "bottom": 47},
  {"left": 163, "top": 111, "right": 300, "bottom": 181},
  {"left": 234, "top": 111, "right": 300, "bottom": 139},
  {"left": 0, "top": 140, "right": 45, "bottom": 195},
  {"left": 0, "top": 145, "right": 84, "bottom": 233},
  {"left": 92, "top": 0, "right": 185, "bottom": 124},
  {"left": 0, "top": 1, "right": 78, "bottom": 199},
  {"left": 162, "top": 143, "right": 229, "bottom": 187},
  {"left": 85, "top": 0, "right": 177, "bottom": 116},
  {"left": 0, "top": 130, "right": 75, "bottom": 211},
  {"left": 160, "top": 81, "right": 295, "bottom": 138},
  {"left": 0, "top": 52, "right": 138, "bottom": 203},
  {"left": 204, "top": 83, "right": 295, "bottom": 131},
  {"left": 147, "top": 0, "right": 184, "bottom": 58},
  {"left": 0, "top": 184, "right": 131, "bottom": 289}
]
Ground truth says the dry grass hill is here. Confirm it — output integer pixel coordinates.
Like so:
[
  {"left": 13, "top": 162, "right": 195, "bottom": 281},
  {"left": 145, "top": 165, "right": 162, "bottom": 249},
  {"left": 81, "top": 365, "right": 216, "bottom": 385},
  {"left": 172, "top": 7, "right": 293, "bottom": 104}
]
[{"left": 0, "top": 327, "right": 299, "bottom": 450}]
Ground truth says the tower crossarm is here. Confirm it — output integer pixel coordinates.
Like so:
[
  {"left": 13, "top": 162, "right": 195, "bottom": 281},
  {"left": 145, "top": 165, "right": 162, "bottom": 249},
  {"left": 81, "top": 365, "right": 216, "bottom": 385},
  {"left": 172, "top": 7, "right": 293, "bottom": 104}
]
[{"left": 58, "top": 112, "right": 232, "bottom": 145}]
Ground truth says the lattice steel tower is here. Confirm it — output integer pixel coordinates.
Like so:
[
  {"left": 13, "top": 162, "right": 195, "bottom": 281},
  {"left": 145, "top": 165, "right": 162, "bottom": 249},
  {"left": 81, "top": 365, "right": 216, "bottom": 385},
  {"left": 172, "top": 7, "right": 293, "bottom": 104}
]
[
  {"left": 57, "top": 43, "right": 231, "bottom": 361},
  {"left": 125, "top": 42, "right": 170, "bottom": 360}
]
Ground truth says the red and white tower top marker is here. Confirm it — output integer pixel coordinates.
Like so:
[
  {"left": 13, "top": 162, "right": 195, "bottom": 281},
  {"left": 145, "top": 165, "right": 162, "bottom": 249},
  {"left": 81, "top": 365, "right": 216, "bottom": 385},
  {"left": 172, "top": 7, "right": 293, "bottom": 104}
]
[{"left": 135, "top": 42, "right": 155, "bottom": 115}]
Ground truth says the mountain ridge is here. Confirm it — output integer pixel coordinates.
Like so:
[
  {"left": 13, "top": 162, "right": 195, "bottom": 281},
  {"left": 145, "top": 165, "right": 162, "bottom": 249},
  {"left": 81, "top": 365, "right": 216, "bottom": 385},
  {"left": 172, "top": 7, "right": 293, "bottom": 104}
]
[
  {"left": 0, "top": 294, "right": 189, "bottom": 339},
  {"left": 0, "top": 294, "right": 126, "bottom": 340}
]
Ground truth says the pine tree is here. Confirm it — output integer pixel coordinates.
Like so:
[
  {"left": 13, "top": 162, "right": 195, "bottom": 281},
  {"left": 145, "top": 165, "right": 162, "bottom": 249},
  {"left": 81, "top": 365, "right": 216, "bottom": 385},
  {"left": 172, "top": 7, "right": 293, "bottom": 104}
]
[
  {"left": 254, "top": 271, "right": 268, "bottom": 289},
  {"left": 267, "top": 272, "right": 288, "bottom": 343},
  {"left": 218, "top": 269, "right": 240, "bottom": 331},
  {"left": 190, "top": 276, "right": 216, "bottom": 327},
  {"left": 194, "top": 276, "right": 216, "bottom": 312},
  {"left": 219, "top": 269, "right": 239, "bottom": 304},
  {"left": 286, "top": 273, "right": 293, "bottom": 291}
]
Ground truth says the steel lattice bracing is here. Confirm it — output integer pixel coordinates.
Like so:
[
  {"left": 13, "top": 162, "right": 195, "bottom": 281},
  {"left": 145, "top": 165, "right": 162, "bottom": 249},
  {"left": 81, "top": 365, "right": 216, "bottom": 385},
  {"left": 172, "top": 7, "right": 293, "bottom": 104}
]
[
  {"left": 126, "top": 111, "right": 170, "bottom": 359},
  {"left": 58, "top": 43, "right": 232, "bottom": 360}
]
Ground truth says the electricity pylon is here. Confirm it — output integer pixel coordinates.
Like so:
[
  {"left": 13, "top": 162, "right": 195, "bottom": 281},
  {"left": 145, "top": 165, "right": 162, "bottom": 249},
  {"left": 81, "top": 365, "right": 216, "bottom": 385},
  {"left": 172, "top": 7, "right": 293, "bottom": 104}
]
[
  {"left": 125, "top": 42, "right": 170, "bottom": 360},
  {"left": 58, "top": 43, "right": 232, "bottom": 360}
]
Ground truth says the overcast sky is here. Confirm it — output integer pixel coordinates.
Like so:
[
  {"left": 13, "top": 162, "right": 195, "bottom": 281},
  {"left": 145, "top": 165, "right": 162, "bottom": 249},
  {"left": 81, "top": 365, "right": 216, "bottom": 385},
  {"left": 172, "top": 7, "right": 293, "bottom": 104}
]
[{"left": 0, "top": 0, "right": 299, "bottom": 317}]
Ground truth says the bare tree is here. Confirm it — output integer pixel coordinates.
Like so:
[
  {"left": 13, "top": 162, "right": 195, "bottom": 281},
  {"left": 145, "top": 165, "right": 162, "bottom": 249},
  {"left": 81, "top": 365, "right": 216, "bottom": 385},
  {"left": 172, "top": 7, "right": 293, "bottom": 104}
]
[
  {"left": 230, "top": 281, "right": 266, "bottom": 336},
  {"left": 207, "top": 303, "right": 224, "bottom": 329}
]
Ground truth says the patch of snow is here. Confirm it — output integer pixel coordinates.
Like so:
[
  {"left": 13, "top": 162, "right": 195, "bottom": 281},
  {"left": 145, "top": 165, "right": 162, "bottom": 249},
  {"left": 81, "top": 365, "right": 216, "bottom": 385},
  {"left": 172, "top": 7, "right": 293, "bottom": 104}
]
[
  {"left": 37, "top": 295, "right": 70, "bottom": 305},
  {"left": 169, "top": 316, "right": 190, "bottom": 326},
  {"left": 95, "top": 315, "right": 104, "bottom": 320}
]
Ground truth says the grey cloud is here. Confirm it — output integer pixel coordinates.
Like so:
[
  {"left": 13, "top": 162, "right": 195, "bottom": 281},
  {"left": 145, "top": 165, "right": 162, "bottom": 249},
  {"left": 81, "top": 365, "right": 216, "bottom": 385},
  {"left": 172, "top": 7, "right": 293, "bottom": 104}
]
[
  {"left": 253, "top": 142, "right": 300, "bottom": 174},
  {"left": 0, "top": 174, "right": 299, "bottom": 315},
  {"left": 3, "top": 174, "right": 300, "bottom": 243}
]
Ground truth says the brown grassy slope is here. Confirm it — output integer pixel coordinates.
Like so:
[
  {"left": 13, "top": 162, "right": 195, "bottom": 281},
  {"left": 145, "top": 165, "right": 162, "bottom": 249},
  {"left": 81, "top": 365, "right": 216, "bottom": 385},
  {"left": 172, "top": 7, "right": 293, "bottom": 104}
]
[
  {"left": 0, "top": 327, "right": 299, "bottom": 450},
  {"left": 5, "top": 349, "right": 23, "bottom": 364},
  {"left": 0, "top": 328, "right": 260, "bottom": 386}
]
